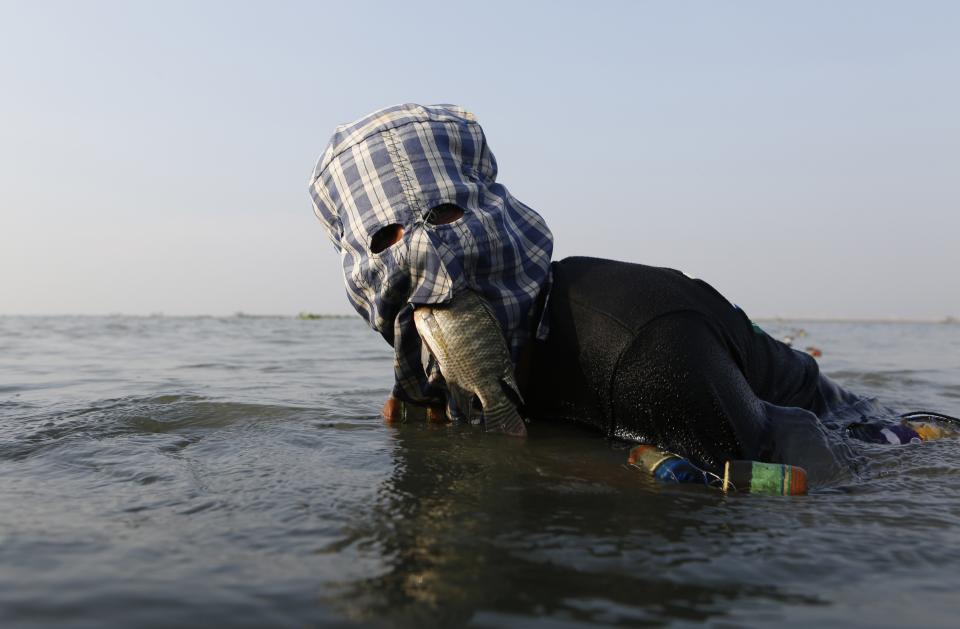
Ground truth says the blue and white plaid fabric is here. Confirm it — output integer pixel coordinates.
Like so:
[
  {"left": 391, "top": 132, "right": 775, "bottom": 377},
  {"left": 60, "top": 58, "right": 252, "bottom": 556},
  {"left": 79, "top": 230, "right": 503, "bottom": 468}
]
[{"left": 309, "top": 104, "right": 554, "bottom": 406}]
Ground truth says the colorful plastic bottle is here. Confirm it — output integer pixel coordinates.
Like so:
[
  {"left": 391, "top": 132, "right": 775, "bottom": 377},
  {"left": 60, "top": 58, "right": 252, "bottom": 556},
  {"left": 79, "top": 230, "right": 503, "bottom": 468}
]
[
  {"left": 722, "top": 460, "right": 807, "bottom": 496},
  {"left": 628, "top": 445, "right": 808, "bottom": 496},
  {"left": 903, "top": 420, "right": 957, "bottom": 441},
  {"left": 627, "top": 445, "right": 717, "bottom": 487}
]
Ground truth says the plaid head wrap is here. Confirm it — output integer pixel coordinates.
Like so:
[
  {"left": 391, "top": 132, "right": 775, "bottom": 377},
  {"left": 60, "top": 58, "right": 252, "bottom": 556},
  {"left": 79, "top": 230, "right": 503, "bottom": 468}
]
[{"left": 309, "top": 104, "right": 554, "bottom": 405}]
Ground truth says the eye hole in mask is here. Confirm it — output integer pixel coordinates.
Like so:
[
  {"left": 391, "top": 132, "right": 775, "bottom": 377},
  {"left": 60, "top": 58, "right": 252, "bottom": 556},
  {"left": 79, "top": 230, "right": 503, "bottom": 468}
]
[
  {"left": 425, "top": 203, "right": 464, "bottom": 225},
  {"left": 370, "top": 224, "right": 404, "bottom": 254}
]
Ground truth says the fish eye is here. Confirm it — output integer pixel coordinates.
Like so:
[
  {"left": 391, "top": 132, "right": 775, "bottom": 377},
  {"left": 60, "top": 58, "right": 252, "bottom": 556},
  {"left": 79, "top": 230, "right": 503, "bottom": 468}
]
[
  {"left": 370, "top": 223, "right": 404, "bottom": 253},
  {"left": 426, "top": 203, "right": 464, "bottom": 225}
]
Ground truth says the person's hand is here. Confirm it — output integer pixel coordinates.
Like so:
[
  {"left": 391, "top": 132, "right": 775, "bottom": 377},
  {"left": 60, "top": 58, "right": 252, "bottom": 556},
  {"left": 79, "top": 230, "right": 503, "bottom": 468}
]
[{"left": 381, "top": 396, "right": 447, "bottom": 424}]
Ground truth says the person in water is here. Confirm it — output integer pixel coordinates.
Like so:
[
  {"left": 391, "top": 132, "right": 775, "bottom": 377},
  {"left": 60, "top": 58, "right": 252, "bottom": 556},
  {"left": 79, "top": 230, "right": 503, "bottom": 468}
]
[{"left": 309, "top": 103, "right": 952, "bottom": 486}]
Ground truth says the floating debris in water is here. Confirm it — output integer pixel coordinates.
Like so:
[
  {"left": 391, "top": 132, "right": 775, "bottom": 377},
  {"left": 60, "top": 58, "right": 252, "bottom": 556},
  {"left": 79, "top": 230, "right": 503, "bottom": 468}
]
[
  {"left": 627, "top": 445, "right": 808, "bottom": 496},
  {"left": 722, "top": 460, "right": 808, "bottom": 496},
  {"left": 628, "top": 445, "right": 719, "bottom": 487},
  {"left": 900, "top": 411, "right": 960, "bottom": 441}
]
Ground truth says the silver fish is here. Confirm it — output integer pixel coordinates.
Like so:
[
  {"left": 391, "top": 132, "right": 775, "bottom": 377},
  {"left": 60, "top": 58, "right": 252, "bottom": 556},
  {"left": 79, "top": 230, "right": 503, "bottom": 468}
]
[{"left": 413, "top": 290, "right": 527, "bottom": 437}]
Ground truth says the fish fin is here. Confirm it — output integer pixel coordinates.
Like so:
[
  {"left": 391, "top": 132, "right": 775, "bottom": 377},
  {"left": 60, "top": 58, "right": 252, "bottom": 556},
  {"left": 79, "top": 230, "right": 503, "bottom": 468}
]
[
  {"left": 500, "top": 370, "right": 525, "bottom": 407},
  {"left": 446, "top": 382, "right": 480, "bottom": 424}
]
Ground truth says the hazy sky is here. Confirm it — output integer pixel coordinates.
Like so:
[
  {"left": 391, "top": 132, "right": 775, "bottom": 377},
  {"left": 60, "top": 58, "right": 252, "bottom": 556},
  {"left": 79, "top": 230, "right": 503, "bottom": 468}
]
[{"left": 2, "top": 0, "right": 958, "bottom": 319}]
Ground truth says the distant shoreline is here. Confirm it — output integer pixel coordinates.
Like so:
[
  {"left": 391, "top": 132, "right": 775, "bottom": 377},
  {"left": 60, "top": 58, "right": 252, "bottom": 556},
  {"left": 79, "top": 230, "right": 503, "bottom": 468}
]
[
  {"left": 0, "top": 313, "right": 957, "bottom": 324},
  {"left": 0, "top": 313, "right": 353, "bottom": 320},
  {"left": 753, "top": 316, "right": 959, "bottom": 325}
]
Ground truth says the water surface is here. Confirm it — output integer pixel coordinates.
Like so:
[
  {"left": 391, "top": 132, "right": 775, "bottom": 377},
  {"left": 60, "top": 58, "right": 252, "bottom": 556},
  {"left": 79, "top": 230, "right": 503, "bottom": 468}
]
[{"left": 1, "top": 316, "right": 959, "bottom": 627}]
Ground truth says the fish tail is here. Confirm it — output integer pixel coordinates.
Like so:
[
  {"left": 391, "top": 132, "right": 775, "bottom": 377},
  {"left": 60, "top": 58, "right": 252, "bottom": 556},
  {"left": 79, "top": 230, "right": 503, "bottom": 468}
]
[{"left": 483, "top": 403, "right": 527, "bottom": 436}]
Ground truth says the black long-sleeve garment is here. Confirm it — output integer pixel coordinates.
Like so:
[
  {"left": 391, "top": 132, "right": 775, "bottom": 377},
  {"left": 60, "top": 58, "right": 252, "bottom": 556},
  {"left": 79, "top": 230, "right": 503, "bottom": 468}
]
[{"left": 522, "top": 257, "right": 859, "bottom": 476}]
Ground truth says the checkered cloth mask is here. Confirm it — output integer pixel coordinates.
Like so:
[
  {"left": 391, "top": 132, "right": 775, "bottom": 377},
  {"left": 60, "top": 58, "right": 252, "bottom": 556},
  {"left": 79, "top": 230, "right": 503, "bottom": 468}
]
[{"left": 309, "top": 104, "right": 553, "bottom": 407}]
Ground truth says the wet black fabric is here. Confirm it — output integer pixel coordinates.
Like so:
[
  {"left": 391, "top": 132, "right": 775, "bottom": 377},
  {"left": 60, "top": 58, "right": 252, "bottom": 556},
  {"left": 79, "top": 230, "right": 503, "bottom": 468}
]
[{"left": 524, "top": 257, "right": 856, "bottom": 475}]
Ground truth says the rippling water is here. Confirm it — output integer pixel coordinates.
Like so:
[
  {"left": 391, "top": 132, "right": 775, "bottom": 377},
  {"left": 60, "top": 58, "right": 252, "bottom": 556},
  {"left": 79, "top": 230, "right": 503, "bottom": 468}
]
[{"left": 1, "top": 316, "right": 959, "bottom": 627}]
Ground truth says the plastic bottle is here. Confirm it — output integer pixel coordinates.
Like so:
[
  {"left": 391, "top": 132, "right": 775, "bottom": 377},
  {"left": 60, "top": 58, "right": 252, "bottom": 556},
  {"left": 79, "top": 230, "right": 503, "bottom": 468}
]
[
  {"left": 722, "top": 460, "right": 808, "bottom": 496},
  {"left": 627, "top": 445, "right": 716, "bottom": 487}
]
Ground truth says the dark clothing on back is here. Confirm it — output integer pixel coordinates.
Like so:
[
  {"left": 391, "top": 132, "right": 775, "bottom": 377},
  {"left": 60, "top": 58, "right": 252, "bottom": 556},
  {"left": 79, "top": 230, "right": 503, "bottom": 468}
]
[{"left": 524, "top": 257, "right": 855, "bottom": 475}]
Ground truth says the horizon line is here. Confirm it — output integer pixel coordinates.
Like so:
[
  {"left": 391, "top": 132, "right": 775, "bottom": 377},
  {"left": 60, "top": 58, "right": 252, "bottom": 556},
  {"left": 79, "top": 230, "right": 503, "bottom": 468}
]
[{"left": 1, "top": 313, "right": 957, "bottom": 325}]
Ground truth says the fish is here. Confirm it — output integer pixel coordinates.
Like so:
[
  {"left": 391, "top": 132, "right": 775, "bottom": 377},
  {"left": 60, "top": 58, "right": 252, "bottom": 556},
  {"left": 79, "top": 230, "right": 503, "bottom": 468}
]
[{"left": 413, "top": 290, "right": 528, "bottom": 437}]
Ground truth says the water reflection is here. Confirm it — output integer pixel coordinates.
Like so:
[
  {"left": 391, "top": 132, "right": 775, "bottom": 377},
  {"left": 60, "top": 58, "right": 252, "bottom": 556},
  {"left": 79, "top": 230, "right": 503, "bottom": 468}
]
[{"left": 327, "top": 422, "right": 823, "bottom": 626}]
